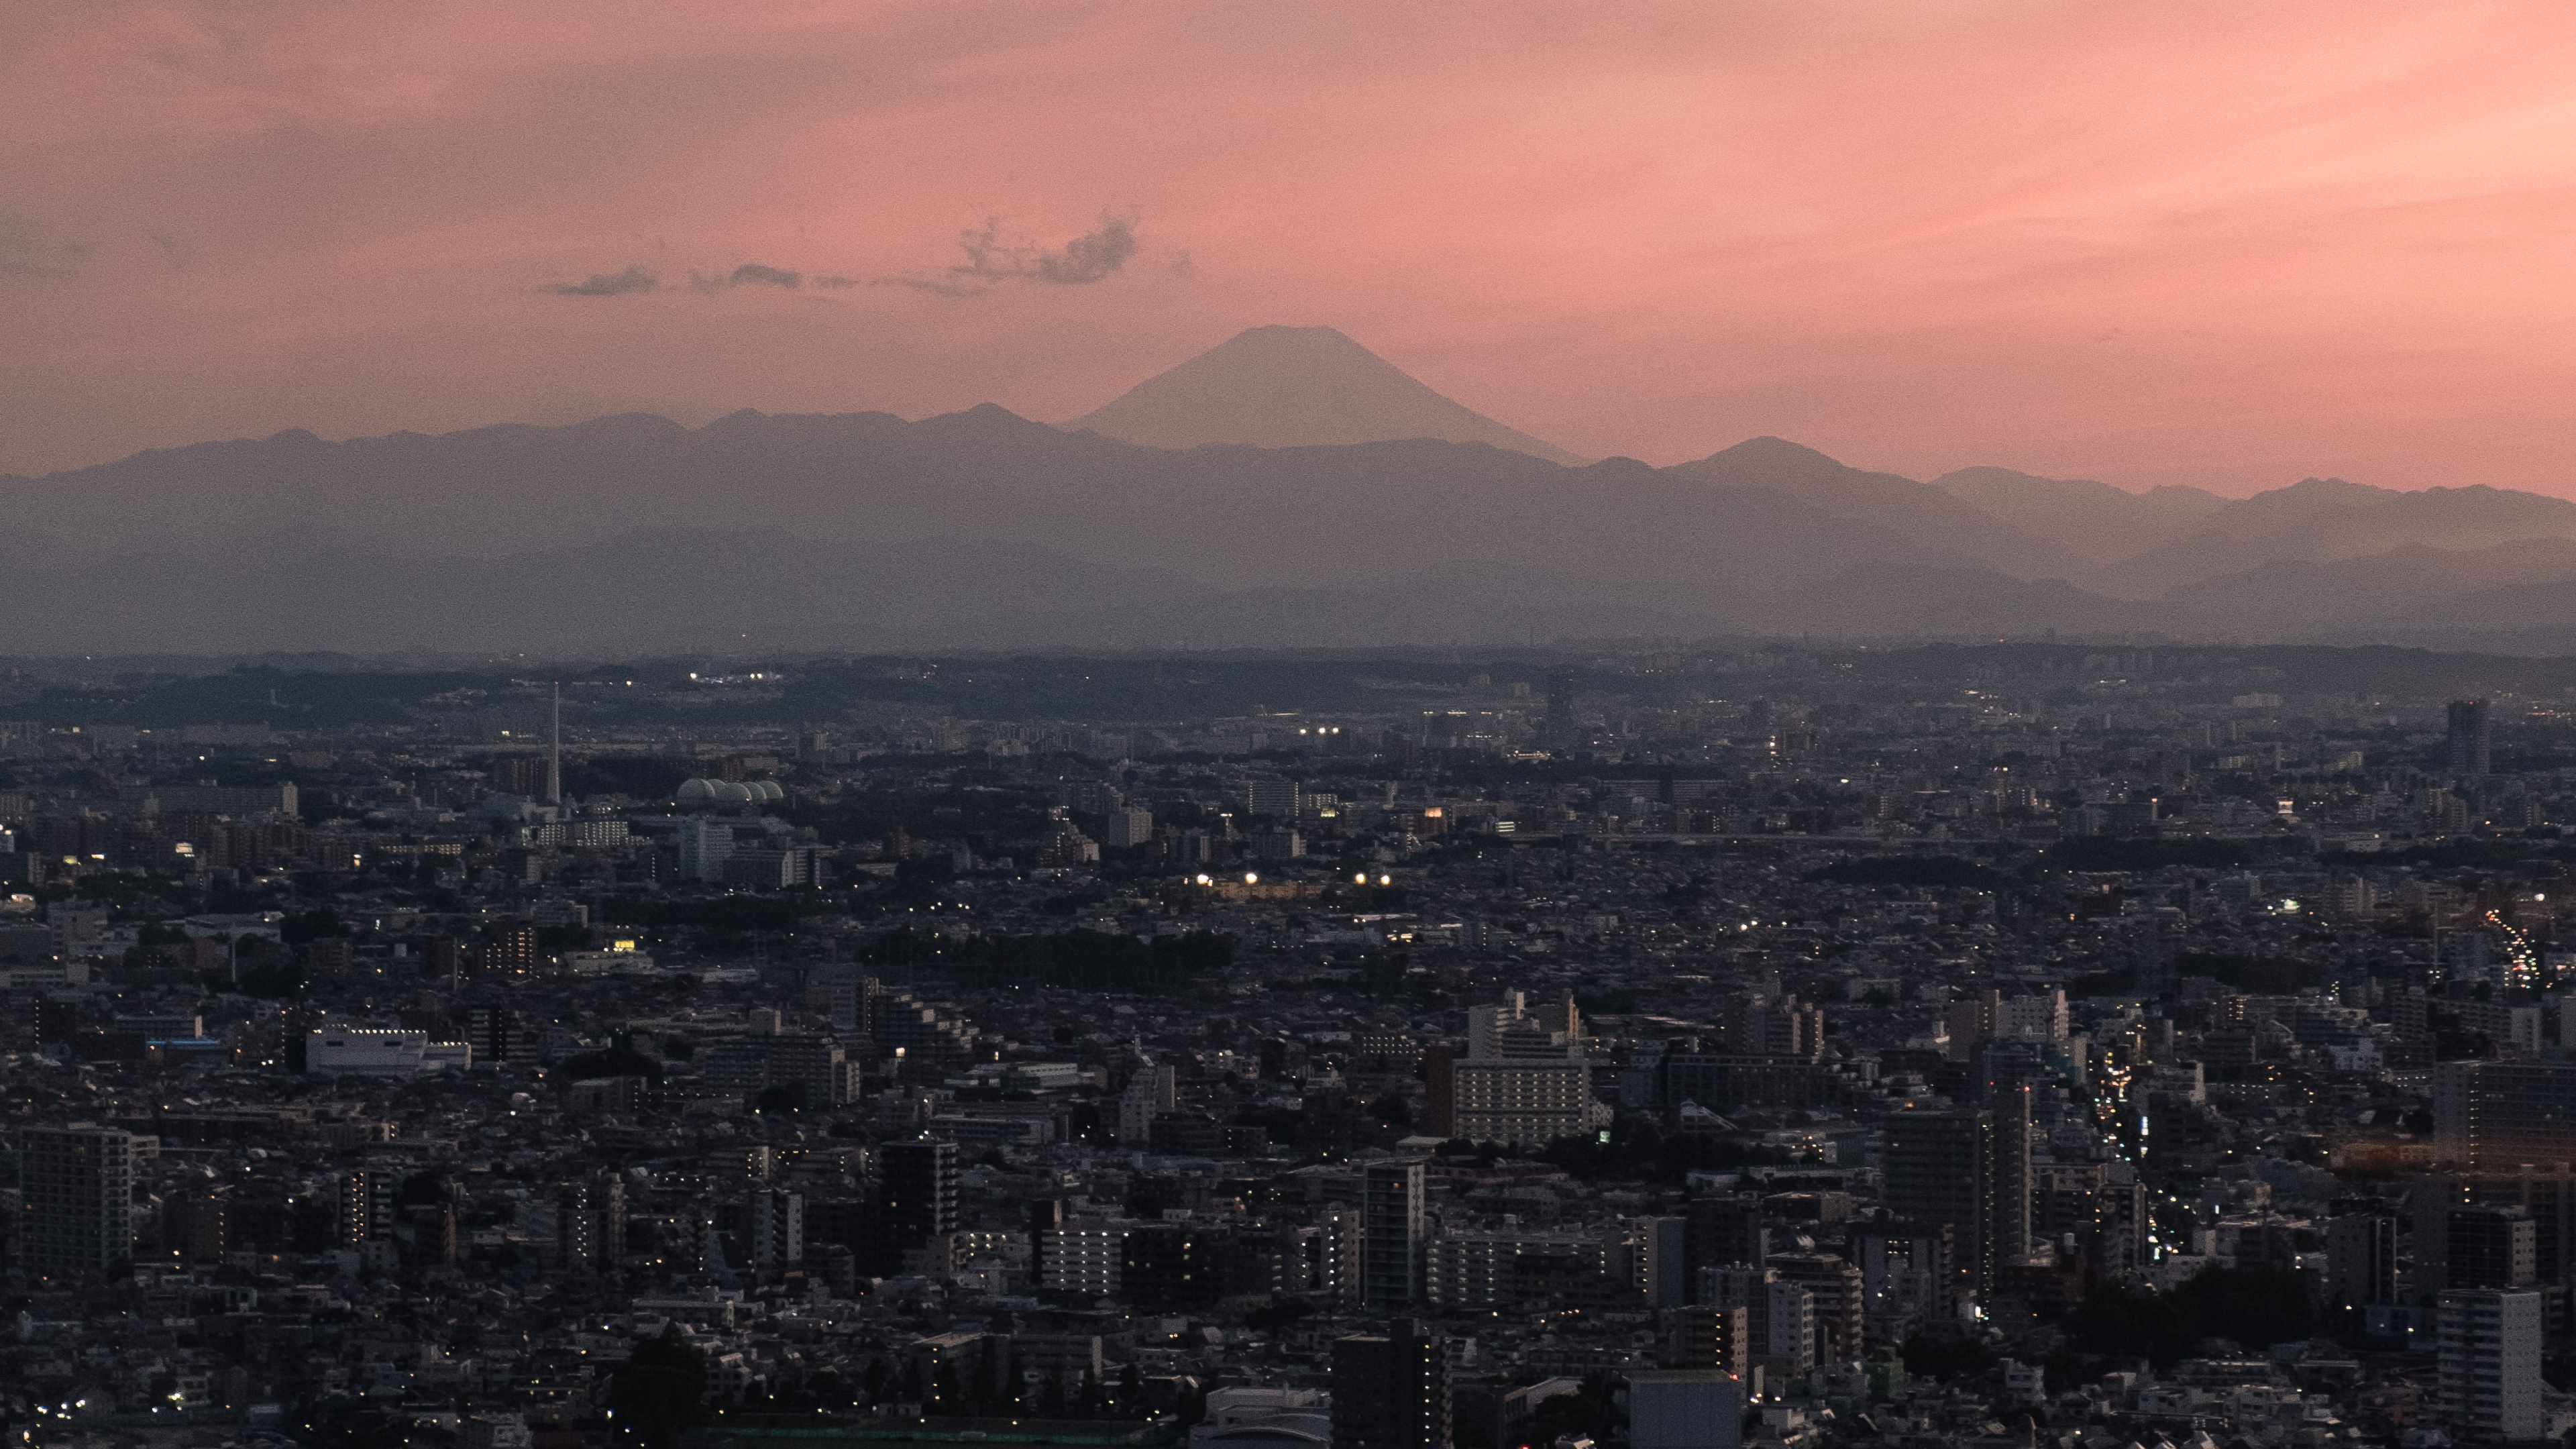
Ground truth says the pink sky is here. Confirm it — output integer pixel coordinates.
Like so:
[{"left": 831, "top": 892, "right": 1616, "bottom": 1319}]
[{"left": 6, "top": 0, "right": 2575, "bottom": 494}]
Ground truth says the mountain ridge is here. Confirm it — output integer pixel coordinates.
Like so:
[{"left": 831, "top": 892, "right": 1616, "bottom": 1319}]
[{"left": 16, "top": 372, "right": 2576, "bottom": 651}]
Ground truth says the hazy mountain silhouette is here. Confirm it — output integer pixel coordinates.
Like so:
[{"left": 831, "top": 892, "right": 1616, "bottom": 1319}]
[
  {"left": 1930, "top": 466, "right": 2227, "bottom": 566},
  {"left": 2091, "top": 477, "right": 2576, "bottom": 598},
  {"left": 1065, "top": 325, "right": 1589, "bottom": 465},
  {"left": 17, "top": 380, "right": 2576, "bottom": 652},
  {"left": 1668, "top": 437, "right": 2064, "bottom": 578}
]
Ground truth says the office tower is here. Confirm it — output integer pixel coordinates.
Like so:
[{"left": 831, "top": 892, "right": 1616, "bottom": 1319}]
[
  {"left": 1885, "top": 1103, "right": 2026, "bottom": 1303},
  {"left": 2447, "top": 698, "right": 2493, "bottom": 777},
  {"left": 2326, "top": 1209, "right": 2398, "bottom": 1311},
  {"left": 2438, "top": 1289, "right": 2542, "bottom": 1444},
  {"left": 22, "top": 1124, "right": 134, "bottom": 1283},
  {"left": 1119, "top": 1063, "right": 1177, "bottom": 1146},
  {"left": 1331, "top": 1320, "right": 1452, "bottom": 1449},
  {"left": 873, "top": 1138, "right": 958, "bottom": 1275},
  {"left": 1362, "top": 1161, "right": 1426, "bottom": 1308},
  {"left": 2433, "top": 1061, "right": 2576, "bottom": 1169}
]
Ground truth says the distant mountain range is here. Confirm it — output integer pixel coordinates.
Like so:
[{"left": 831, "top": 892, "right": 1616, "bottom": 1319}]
[{"left": 8, "top": 325, "right": 2576, "bottom": 654}]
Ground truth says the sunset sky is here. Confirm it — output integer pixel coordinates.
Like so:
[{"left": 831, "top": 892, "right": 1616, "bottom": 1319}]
[{"left": 7, "top": 1, "right": 2575, "bottom": 494}]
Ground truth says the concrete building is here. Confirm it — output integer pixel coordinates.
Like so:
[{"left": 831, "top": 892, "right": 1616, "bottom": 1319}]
[
  {"left": 1362, "top": 1161, "right": 1426, "bottom": 1308},
  {"left": 1627, "top": 1371, "right": 1745, "bottom": 1449},
  {"left": 1330, "top": 1321, "right": 1450, "bottom": 1449},
  {"left": 2437, "top": 1289, "right": 2542, "bottom": 1444},
  {"left": 21, "top": 1124, "right": 134, "bottom": 1283}
]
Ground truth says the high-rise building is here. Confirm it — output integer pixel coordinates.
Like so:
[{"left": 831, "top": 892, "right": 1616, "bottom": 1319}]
[
  {"left": 1684, "top": 1196, "right": 1770, "bottom": 1295},
  {"left": 1769, "top": 1252, "right": 1864, "bottom": 1363},
  {"left": 1119, "top": 1063, "right": 1177, "bottom": 1146},
  {"left": 1884, "top": 1099, "right": 2028, "bottom": 1303},
  {"left": 2433, "top": 1061, "right": 2576, "bottom": 1169},
  {"left": 1643, "top": 1216, "right": 1688, "bottom": 1308},
  {"left": 2437, "top": 1289, "right": 2542, "bottom": 1444},
  {"left": 2326, "top": 1208, "right": 2398, "bottom": 1311},
  {"left": 1720, "top": 991, "right": 1827, "bottom": 1059},
  {"left": 1544, "top": 669, "right": 1576, "bottom": 747},
  {"left": 339, "top": 1167, "right": 396, "bottom": 1244},
  {"left": 1851, "top": 1220, "right": 1953, "bottom": 1342},
  {"left": 2420, "top": 1168, "right": 2576, "bottom": 1293},
  {"left": 1103, "top": 806, "right": 1155, "bottom": 849},
  {"left": 1699, "top": 1265, "right": 1815, "bottom": 1373},
  {"left": 1439, "top": 989, "right": 1594, "bottom": 1149},
  {"left": 745, "top": 1187, "right": 803, "bottom": 1271},
  {"left": 2447, "top": 698, "right": 2494, "bottom": 777},
  {"left": 22, "top": 1124, "right": 134, "bottom": 1283},
  {"left": 162, "top": 1189, "right": 228, "bottom": 1265},
  {"left": 1362, "top": 1162, "right": 1426, "bottom": 1308},
  {"left": 482, "top": 920, "right": 537, "bottom": 977},
  {"left": 678, "top": 816, "right": 736, "bottom": 881},
  {"left": 2445, "top": 1206, "right": 2538, "bottom": 1291},
  {"left": 1660, "top": 1303, "right": 1749, "bottom": 1377},
  {"left": 873, "top": 1138, "right": 958, "bottom": 1275},
  {"left": 1331, "top": 1320, "right": 1452, "bottom": 1449},
  {"left": 1243, "top": 776, "right": 1298, "bottom": 819}
]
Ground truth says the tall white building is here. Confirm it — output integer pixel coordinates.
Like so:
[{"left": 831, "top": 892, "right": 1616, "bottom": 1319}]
[{"left": 2438, "top": 1289, "right": 2543, "bottom": 1444}]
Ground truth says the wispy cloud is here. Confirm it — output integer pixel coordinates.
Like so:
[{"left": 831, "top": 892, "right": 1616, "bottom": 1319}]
[
  {"left": 543, "top": 264, "right": 658, "bottom": 297},
  {"left": 544, "top": 218, "right": 1141, "bottom": 305},
  {"left": 879, "top": 213, "right": 1141, "bottom": 296}
]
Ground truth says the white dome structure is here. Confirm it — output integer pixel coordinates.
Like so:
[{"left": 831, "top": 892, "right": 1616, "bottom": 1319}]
[
  {"left": 711, "top": 780, "right": 755, "bottom": 804},
  {"left": 747, "top": 780, "right": 786, "bottom": 802},
  {"left": 675, "top": 777, "right": 719, "bottom": 806}
]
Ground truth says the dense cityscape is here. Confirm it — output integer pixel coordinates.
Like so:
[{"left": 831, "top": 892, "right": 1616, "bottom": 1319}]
[{"left": 8, "top": 643, "right": 2576, "bottom": 1449}]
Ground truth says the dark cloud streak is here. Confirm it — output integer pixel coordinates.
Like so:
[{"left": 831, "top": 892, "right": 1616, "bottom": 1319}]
[
  {"left": 692, "top": 262, "right": 802, "bottom": 292},
  {"left": 543, "top": 264, "right": 658, "bottom": 297}
]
